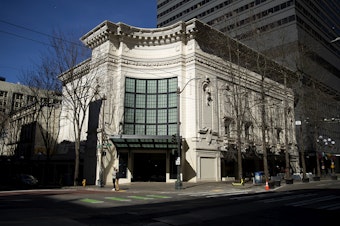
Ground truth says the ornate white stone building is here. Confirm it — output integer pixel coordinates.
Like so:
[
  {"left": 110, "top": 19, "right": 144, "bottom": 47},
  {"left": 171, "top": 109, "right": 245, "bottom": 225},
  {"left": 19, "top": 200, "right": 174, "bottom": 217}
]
[{"left": 58, "top": 19, "right": 298, "bottom": 185}]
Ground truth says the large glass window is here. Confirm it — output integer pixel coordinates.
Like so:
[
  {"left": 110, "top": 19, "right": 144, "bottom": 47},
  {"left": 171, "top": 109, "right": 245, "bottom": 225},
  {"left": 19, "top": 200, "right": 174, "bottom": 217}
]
[{"left": 124, "top": 77, "right": 178, "bottom": 135}]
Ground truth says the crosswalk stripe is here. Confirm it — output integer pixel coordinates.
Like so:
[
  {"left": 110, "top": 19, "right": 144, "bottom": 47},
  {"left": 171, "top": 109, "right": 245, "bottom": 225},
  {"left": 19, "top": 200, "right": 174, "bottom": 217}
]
[
  {"left": 288, "top": 195, "right": 336, "bottom": 207},
  {"left": 80, "top": 198, "right": 104, "bottom": 204},
  {"left": 146, "top": 195, "right": 171, "bottom": 199},
  {"left": 79, "top": 194, "right": 174, "bottom": 204},
  {"left": 328, "top": 205, "right": 340, "bottom": 210},
  {"left": 105, "top": 197, "right": 131, "bottom": 202},
  {"left": 260, "top": 193, "right": 316, "bottom": 203},
  {"left": 128, "top": 195, "right": 154, "bottom": 200},
  {"left": 230, "top": 191, "right": 287, "bottom": 200},
  {"left": 207, "top": 191, "right": 250, "bottom": 198},
  {"left": 317, "top": 202, "right": 340, "bottom": 210}
]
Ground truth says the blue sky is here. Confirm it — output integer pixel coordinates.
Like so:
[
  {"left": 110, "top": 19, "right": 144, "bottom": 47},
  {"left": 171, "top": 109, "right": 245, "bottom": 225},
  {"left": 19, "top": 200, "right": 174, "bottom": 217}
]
[{"left": 0, "top": 0, "right": 157, "bottom": 83}]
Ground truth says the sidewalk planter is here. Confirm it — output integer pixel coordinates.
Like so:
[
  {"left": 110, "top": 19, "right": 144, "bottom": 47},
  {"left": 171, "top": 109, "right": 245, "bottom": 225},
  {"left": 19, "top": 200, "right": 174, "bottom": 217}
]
[
  {"left": 285, "top": 178, "right": 294, "bottom": 184},
  {"left": 270, "top": 176, "right": 281, "bottom": 187},
  {"left": 313, "top": 176, "right": 320, "bottom": 181},
  {"left": 302, "top": 178, "right": 309, "bottom": 183},
  {"left": 268, "top": 181, "right": 275, "bottom": 189},
  {"left": 274, "top": 180, "right": 281, "bottom": 187}
]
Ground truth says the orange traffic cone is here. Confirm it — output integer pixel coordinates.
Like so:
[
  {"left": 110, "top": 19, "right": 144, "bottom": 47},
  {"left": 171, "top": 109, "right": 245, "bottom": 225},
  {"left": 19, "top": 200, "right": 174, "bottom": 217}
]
[{"left": 265, "top": 181, "right": 270, "bottom": 190}]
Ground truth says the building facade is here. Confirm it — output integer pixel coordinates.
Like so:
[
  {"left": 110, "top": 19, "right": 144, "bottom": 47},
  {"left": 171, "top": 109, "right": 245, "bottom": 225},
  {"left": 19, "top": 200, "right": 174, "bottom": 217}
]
[
  {"left": 58, "top": 19, "right": 298, "bottom": 185},
  {"left": 0, "top": 79, "right": 61, "bottom": 158},
  {"left": 0, "top": 78, "right": 63, "bottom": 185},
  {"left": 157, "top": 0, "right": 340, "bottom": 173}
]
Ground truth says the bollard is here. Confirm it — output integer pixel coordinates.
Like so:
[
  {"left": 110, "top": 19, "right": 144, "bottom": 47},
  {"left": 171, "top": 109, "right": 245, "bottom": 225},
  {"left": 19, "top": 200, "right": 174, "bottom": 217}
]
[{"left": 82, "top": 179, "right": 86, "bottom": 187}]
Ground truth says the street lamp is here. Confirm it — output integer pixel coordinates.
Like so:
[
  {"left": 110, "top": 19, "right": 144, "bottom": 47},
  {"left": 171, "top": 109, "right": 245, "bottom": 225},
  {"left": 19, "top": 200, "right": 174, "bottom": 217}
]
[
  {"left": 174, "top": 86, "right": 182, "bottom": 190},
  {"left": 174, "top": 77, "right": 210, "bottom": 190},
  {"left": 330, "top": 37, "right": 340, "bottom": 43}
]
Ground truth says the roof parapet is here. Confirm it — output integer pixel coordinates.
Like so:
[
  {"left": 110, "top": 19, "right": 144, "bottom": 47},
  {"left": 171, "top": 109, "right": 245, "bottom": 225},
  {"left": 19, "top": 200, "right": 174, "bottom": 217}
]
[{"left": 80, "top": 19, "right": 200, "bottom": 49}]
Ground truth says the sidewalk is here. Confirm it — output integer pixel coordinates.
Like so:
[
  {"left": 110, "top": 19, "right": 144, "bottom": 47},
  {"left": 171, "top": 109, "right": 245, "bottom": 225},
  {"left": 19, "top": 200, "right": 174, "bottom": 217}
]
[
  {"left": 79, "top": 175, "right": 339, "bottom": 194},
  {"left": 81, "top": 180, "right": 278, "bottom": 194}
]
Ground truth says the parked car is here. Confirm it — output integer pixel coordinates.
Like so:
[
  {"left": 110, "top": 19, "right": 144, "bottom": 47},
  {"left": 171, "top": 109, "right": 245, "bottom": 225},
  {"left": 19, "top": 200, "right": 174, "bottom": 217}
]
[{"left": 13, "top": 174, "right": 39, "bottom": 188}]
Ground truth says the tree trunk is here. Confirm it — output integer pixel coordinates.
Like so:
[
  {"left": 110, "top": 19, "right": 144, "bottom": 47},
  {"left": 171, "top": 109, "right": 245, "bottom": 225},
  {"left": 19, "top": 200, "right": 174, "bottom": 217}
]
[
  {"left": 74, "top": 138, "right": 80, "bottom": 186},
  {"left": 283, "top": 74, "right": 291, "bottom": 179},
  {"left": 261, "top": 77, "right": 269, "bottom": 182}
]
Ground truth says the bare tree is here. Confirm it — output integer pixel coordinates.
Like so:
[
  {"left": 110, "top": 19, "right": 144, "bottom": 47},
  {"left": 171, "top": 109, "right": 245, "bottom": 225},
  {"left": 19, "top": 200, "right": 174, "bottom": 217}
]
[
  {"left": 18, "top": 54, "right": 63, "bottom": 183},
  {"left": 53, "top": 31, "right": 96, "bottom": 186},
  {"left": 30, "top": 30, "right": 90, "bottom": 186},
  {"left": 197, "top": 20, "right": 289, "bottom": 182},
  {"left": 0, "top": 110, "right": 10, "bottom": 155},
  {"left": 59, "top": 64, "right": 97, "bottom": 185}
]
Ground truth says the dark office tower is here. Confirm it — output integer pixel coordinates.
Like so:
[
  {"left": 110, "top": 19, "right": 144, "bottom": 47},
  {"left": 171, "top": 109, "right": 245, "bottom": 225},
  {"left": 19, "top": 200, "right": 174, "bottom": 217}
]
[
  {"left": 158, "top": 0, "right": 339, "bottom": 90},
  {"left": 157, "top": 0, "right": 340, "bottom": 162}
]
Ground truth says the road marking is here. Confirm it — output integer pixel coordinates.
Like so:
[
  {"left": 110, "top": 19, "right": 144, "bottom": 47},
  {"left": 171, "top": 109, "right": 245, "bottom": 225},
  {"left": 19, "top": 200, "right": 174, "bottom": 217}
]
[
  {"left": 207, "top": 190, "right": 250, "bottom": 198},
  {"left": 328, "top": 205, "right": 340, "bottom": 210},
  {"left": 128, "top": 195, "right": 154, "bottom": 200},
  {"left": 317, "top": 202, "right": 340, "bottom": 210},
  {"left": 146, "top": 195, "right": 171, "bottom": 199},
  {"left": 230, "top": 191, "right": 291, "bottom": 200},
  {"left": 180, "top": 190, "right": 252, "bottom": 198},
  {"left": 260, "top": 193, "right": 316, "bottom": 203},
  {"left": 288, "top": 195, "right": 336, "bottom": 207},
  {"left": 105, "top": 197, "right": 131, "bottom": 202},
  {"left": 80, "top": 198, "right": 104, "bottom": 204}
]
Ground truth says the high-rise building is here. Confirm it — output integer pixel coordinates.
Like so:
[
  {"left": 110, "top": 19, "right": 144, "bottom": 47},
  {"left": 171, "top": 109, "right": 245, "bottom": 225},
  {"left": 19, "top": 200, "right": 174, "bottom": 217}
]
[
  {"left": 157, "top": 0, "right": 339, "bottom": 92},
  {"left": 157, "top": 0, "right": 340, "bottom": 171}
]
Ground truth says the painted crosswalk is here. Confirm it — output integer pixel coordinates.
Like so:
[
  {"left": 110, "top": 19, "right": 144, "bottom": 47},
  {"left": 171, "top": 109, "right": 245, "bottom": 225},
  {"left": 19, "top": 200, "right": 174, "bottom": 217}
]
[
  {"left": 287, "top": 195, "right": 337, "bottom": 207},
  {"left": 80, "top": 198, "right": 104, "bottom": 204},
  {"left": 179, "top": 189, "right": 253, "bottom": 198},
  {"left": 105, "top": 196, "right": 131, "bottom": 202},
  {"left": 77, "top": 191, "right": 340, "bottom": 211},
  {"left": 78, "top": 194, "right": 172, "bottom": 205},
  {"left": 181, "top": 190, "right": 340, "bottom": 211}
]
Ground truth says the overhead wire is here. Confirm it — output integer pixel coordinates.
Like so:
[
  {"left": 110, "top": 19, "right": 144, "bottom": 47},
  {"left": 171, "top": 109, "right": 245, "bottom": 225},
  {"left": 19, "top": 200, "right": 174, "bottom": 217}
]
[
  {"left": 0, "top": 19, "right": 86, "bottom": 48},
  {"left": 1, "top": 19, "right": 202, "bottom": 101},
  {"left": 0, "top": 29, "right": 51, "bottom": 46}
]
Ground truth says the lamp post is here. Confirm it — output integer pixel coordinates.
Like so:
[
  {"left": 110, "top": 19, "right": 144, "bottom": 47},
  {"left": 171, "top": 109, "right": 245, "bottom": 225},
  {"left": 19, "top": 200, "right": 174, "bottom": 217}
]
[
  {"left": 175, "top": 87, "right": 182, "bottom": 190},
  {"left": 174, "top": 77, "right": 209, "bottom": 190},
  {"left": 330, "top": 37, "right": 340, "bottom": 43}
]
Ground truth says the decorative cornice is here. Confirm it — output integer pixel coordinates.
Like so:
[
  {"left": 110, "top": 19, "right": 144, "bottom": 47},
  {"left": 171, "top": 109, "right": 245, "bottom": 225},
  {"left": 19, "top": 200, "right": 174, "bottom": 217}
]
[
  {"left": 58, "top": 59, "right": 91, "bottom": 84},
  {"left": 80, "top": 19, "right": 199, "bottom": 49}
]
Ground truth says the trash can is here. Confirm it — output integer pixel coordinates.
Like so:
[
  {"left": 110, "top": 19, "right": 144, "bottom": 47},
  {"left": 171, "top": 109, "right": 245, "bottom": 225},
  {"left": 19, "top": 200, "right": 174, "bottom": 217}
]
[{"left": 254, "top": 171, "right": 264, "bottom": 184}]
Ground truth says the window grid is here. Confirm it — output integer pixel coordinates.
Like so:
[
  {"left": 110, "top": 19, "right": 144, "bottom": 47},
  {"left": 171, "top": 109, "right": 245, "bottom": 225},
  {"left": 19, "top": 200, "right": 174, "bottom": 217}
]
[{"left": 124, "top": 77, "right": 177, "bottom": 135}]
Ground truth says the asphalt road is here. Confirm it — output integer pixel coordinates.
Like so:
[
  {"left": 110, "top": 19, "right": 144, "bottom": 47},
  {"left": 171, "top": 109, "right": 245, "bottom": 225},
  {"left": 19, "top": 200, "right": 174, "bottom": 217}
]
[{"left": 1, "top": 180, "right": 340, "bottom": 225}]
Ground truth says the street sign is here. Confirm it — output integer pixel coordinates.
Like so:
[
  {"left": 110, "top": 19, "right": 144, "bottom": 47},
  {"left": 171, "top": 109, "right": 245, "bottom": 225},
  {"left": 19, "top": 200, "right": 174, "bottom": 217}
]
[{"left": 175, "top": 157, "right": 180, "bottom": 165}]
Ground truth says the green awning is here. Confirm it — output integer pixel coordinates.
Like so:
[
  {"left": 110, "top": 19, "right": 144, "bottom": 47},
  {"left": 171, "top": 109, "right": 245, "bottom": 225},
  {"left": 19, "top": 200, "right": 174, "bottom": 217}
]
[{"left": 109, "top": 135, "right": 177, "bottom": 150}]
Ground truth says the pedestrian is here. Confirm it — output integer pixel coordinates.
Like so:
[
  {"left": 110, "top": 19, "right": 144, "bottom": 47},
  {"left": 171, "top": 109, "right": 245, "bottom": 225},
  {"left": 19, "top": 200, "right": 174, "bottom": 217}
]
[
  {"left": 115, "top": 168, "right": 120, "bottom": 191},
  {"left": 112, "top": 167, "right": 118, "bottom": 191}
]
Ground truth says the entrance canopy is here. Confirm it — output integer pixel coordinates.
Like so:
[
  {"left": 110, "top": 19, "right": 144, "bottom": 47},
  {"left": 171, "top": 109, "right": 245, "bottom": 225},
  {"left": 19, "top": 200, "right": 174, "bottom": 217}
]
[{"left": 109, "top": 135, "right": 177, "bottom": 150}]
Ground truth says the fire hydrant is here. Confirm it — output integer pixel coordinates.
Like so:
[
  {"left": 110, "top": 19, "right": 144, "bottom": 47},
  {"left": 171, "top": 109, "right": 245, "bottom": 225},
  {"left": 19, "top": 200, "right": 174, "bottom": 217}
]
[{"left": 82, "top": 179, "right": 86, "bottom": 187}]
